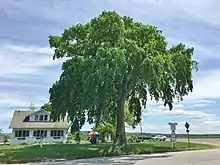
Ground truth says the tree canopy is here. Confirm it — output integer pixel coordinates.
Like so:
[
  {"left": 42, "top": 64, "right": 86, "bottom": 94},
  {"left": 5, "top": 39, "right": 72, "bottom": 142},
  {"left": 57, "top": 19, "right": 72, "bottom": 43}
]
[
  {"left": 40, "top": 103, "right": 52, "bottom": 112},
  {"left": 48, "top": 11, "right": 198, "bottom": 145}
]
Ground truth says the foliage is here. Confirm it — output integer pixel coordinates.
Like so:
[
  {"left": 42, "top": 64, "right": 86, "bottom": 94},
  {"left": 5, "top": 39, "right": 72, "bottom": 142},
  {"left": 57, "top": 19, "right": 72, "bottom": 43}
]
[
  {"left": 127, "top": 136, "right": 141, "bottom": 143},
  {"left": 20, "top": 142, "right": 27, "bottom": 145},
  {"left": 95, "top": 122, "right": 115, "bottom": 141},
  {"left": 124, "top": 100, "right": 136, "bottom": 128},
  {"left": 40, "top": 103, "right": 52, "bottom": 112},
  {"left": 0, "top": 133, "right": 11, "bottom": 139},
  {"left": 48, "top": 11, "right": 198, "bottom": 145}
]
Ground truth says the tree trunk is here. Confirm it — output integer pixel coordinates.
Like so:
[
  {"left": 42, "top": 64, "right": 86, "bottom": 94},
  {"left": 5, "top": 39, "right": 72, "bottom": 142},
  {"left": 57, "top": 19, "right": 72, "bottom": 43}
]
[{"left": 114, "top": 95, "right": 126, "bottom": 146}]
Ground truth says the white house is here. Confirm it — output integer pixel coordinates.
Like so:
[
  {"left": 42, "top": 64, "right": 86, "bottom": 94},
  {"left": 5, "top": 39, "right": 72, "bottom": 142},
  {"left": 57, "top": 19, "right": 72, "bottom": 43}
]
[{"left": 9, "top": 109, "right": 69, "bottom": 145}]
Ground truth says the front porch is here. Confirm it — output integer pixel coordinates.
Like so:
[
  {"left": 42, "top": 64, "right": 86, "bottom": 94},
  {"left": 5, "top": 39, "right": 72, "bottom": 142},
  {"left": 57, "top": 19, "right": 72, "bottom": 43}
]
[{"left": 10, "top": 129, "right": 68, "bottom": 145}]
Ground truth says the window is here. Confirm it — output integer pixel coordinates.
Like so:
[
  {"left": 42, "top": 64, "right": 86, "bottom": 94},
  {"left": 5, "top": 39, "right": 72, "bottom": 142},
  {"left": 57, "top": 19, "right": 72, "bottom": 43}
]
[
  {"left": 44, "top": 115, "right": 48, "bottom": 121},
  {"left": 50, "top": 130, "right": 54, "bottom": 136},
  {"left": 35, "top": 115, "right": 39, "bottom": 121},
  {"left": 44, "top": 130, "right": 47, "bottom": 137},
  {"left": 14, "top": 130, "right": 29, "bottom": 137},
  {"left": 60, "top": 130, "right": 64, "bottom": 136},
  {"left": 50, "top": 130, "right": 64, "bottom": 137},
  {"left": 39, "top": 115, "right": 44, "bottom": 121},
  {"left": 33, "top": 130, "right": 47, "bottom": 137},
  {"left": 23, "top": 116, "right": 29, "bottom": 122},
  {"left": 22, "top": 130, "right": 29, "bottom": 137},
  {"left": 33, "top": 130, "right": 39, "bottom": 137}
]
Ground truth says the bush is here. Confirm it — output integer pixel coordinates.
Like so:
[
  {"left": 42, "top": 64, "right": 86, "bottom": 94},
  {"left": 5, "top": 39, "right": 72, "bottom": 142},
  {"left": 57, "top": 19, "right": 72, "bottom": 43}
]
[
  {"left": 3, "top": 136, "right": 8, "bottom": 144},
  {"left": 20, "top": 142, "right": 27, "bottom": 145},
  {"left": 128, "top": 136, "right": 141, "bottom": 143}
]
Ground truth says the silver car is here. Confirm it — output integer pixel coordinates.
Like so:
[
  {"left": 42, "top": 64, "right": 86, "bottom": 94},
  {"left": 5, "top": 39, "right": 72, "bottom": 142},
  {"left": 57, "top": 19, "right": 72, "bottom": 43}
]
[{"left": 152, "top": 135, "right": 167, "bottom": 141}]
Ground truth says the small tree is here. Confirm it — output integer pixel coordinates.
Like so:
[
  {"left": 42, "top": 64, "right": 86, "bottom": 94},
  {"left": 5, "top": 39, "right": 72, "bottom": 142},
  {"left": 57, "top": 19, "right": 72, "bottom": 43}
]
[
  {"left": 29, "top": 102, "right": 36, "bottom": 111},
  {"left": 95, "top": 123, "right": 115, "bottom": 142},
  {"left": 40, "top": 103, "right": 52, "bottom": 112}
]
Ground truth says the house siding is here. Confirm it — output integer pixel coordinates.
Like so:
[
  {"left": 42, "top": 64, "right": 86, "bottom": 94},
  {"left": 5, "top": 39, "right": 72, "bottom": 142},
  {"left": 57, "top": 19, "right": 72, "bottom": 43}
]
[{"left": 10, "top": 128, "right": 68, "bottom": 145}]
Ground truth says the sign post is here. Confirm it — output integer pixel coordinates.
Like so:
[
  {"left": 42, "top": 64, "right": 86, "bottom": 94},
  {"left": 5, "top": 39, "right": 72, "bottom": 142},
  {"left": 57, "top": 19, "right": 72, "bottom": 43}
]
[
  {"left": 185, "top": 122, "right": 190, "bottom": 150},
  {"left": 169, "top": 122, "right": 177, "bottom": 150}
]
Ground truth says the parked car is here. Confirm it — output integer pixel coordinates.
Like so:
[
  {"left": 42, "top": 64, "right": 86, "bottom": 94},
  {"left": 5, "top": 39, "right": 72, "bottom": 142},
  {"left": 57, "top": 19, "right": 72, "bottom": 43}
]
[
  {"left": 138, "top": 135, "right": 153, "bottom": 141},
  {"left": 152, "top": 135, "right": 167, "bottom": 141}
]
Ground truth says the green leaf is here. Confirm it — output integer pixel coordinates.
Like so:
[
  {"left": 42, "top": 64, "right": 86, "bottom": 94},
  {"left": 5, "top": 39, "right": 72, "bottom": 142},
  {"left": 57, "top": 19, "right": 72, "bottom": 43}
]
[{"left": 48, "top": 11, "right": 198, "bottom": 135}]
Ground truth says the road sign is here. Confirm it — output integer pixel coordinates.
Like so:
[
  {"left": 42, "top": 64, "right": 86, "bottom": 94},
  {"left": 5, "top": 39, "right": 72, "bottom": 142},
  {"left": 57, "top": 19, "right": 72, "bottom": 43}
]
[
  {"left": 171, "top": 134, "right": 176, "bottom": 138},
  {"left": 171, "top": 137, "right": 176, "bottom": 142},
  {"left": 169, "top": 122, "right": 177, "bottom": 131},
  {"left": 185, "top": 122, "right": 191, "bottom": 150},
  {"left": 185, "top": 122, "right": 190, "bottom": 130},
  {"left": 169, "top": 123, "right": 178, "bottom": 150}
]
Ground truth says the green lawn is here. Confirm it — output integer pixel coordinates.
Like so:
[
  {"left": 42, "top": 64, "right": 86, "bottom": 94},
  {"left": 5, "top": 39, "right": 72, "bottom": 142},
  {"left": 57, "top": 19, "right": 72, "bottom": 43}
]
[{"left": 0, "top": 141, "right": 217, "bottom": 164}]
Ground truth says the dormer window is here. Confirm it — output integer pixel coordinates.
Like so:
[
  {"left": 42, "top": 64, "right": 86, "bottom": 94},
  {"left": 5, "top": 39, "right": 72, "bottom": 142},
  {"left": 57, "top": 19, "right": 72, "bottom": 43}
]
[
  {"left": 44, "top": 115, "right": 48, "bottom": 121},
  {"left": 34, "top": 113, "right": 49, "bottom": 122},
  {"left": 35, "top": 115, "right": 39, "bottom": 121},
  {"left": 39, "top": 115, "right": 44, "bottom": 121}
]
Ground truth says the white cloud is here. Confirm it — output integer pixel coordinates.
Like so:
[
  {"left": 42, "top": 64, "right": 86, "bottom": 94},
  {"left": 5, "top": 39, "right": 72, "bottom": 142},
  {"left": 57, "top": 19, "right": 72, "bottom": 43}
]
[
  {"left": 159, "top": 0, "right": 220, "bottom": 26},
  {"left": 186, "top": 70, "right": 220, "bottom": 100},
  {"left": 1, "top": 0, "right": 220, "bottom": 26},
  {"left": 0, "top": 93, "right": 29, "bottom": 109},
  {"left": 0, "top": 43, "right": 62, "bottom": 77},
  {"left": 131, "top": 0, "right": 220, "bottom": 26},
  {"left": 0, "top": 81, "right": 47, "bottom": 88},
  {"left": 0, "top": 92, "right": 46, "bottom": 109},
  {"left": 144, "top": 107, "right": 218, "bottom": 122},
  {"left": 204, "top": 120, "right": 220, "bottom": 127}
]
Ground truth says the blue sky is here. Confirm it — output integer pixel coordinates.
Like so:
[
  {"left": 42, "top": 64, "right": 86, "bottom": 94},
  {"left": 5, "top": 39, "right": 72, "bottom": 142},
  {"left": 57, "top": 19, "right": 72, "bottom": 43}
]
[{"left": 0, "top": 0, "right": 220, "bottom": 134}]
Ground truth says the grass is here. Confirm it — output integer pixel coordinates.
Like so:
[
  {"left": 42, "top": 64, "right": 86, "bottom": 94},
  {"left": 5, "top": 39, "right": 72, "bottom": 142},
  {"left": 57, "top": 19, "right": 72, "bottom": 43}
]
[{"left": 0, "top": 141, "right": 217, "bottom": 164}]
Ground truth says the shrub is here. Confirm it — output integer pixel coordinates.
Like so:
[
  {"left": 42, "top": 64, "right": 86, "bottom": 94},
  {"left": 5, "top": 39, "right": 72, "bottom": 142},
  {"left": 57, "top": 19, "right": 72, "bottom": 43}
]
[{"left": 20, "top": 142, "right": 27, "bottom": 145}]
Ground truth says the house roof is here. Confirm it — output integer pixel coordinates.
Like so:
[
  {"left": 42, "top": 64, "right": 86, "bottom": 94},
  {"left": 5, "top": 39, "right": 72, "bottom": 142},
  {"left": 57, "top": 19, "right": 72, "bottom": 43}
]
[{"left": 9, "top": 110, "right": 69, "bottom": 129}]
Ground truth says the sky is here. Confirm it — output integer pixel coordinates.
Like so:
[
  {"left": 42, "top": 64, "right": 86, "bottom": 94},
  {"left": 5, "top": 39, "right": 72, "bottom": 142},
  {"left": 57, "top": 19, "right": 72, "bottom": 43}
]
[{"left": 0, "top": 0, "right": 220, "bottom": 134}]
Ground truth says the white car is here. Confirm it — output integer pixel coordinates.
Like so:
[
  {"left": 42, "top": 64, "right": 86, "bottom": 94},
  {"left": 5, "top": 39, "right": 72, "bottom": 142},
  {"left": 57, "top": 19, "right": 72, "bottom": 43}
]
[{"left": 152, "top": 135, "right": 167, "bottom": 141}]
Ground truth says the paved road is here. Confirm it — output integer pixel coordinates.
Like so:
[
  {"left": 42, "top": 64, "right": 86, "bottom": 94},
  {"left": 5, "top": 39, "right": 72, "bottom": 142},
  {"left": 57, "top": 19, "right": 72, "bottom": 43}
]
[
  {"left": 136, "top": 149, "right": 220, "bottom": 165},
  {"left": 8, "top": 149, "right": 220, "bottom": 165}
]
